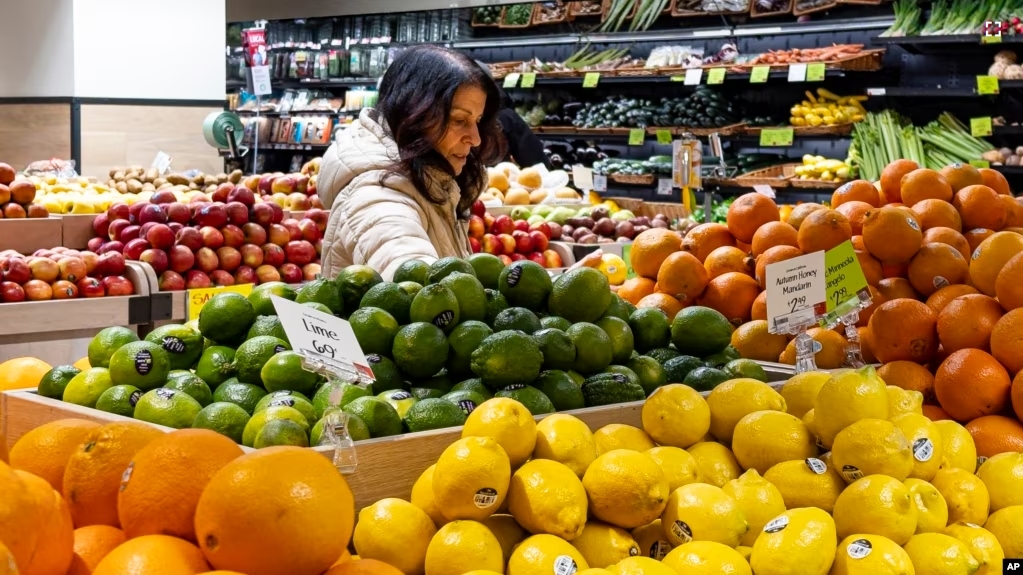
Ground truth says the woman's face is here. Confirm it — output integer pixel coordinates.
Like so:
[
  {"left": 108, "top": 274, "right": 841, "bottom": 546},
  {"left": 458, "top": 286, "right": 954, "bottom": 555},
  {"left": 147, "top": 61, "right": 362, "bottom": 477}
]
[{"left": 435, "top": 85, "right": 486, "bottom": 175}]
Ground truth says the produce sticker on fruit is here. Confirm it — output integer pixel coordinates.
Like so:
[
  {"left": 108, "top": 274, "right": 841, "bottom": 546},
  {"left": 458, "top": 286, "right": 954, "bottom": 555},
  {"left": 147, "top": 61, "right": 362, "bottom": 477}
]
[
  {"left": 764, "top": 250, "right": 827, "bottom": 334},
  {"left": 187, "top": 284, "right": 254, "bottom": 321},
  {"left": 271, "top": 295, "right": 375, "bottom": 383}
]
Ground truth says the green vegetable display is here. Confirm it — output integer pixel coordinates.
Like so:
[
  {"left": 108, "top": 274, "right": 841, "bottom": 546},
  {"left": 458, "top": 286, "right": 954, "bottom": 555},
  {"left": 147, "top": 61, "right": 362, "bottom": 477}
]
[{"left": 570, "top": 87, "right": 740, "bottom": 130}]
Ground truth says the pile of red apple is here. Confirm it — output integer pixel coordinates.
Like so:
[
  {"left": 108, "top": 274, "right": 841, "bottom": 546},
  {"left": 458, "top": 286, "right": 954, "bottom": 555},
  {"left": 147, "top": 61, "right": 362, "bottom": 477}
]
[
  {"left": 467, "top": 201, "right": 563, "bottom": 268},
  {"left": 241, "top": 172, "right": 324, "bottom": 212},
  {"left": 89, "top": 186, "right": 329, "bottom": 291},
  {"left": 0, "top": 247, "right": 134, "bottom": 303}
]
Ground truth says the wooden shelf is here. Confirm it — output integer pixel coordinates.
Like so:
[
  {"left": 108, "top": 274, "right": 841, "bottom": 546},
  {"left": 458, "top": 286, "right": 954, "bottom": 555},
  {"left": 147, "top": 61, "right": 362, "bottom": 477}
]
[{"left": 0, "top": 217, "right": 64, "bottom": 254}]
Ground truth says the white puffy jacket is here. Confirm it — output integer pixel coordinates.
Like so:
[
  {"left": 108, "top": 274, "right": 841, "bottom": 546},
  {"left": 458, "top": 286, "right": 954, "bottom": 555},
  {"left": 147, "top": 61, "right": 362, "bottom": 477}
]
[{"left": 317, "top": 108, "right": 472, "bottom": 281}]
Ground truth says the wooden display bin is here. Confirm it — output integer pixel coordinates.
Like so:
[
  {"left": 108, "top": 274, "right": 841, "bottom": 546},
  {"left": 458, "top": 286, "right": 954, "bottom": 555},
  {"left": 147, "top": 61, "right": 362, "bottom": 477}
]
[
  {"left": 0, "top": 217, "right": 63, "bottom": 254},
  {"left": 60, "top": 214, "right": 100, "bottom": 250}
]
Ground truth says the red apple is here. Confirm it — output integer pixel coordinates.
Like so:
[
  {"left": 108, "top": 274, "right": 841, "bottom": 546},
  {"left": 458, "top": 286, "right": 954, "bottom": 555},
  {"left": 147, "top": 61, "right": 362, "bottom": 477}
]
[
  {"left": 285, "top": 240, "right": 316, "bottom": 266},
  {"left": 249, "top": 203, "right": 274, "bottom": 227},
  {"left": 118, "top": 225, "right": 141, "bottom": 244},
  {"left": 102, "top": 275, "right": 134, "bottom": 296},
  {"left": 528, "top": 251, "right": 545, "bottom": 266},
  {"left": 239, "top": 244, "right": 264, "bottom": 268},
  {"left": 468, "top": 215, "right": 485, "bottom": 239},
  {"left": 175, "top": 227, "right": 203, "bottom": 252},
  {"left": 123, "top": 238, "right": 150, "bottom": 261},
  {"left": 150, "top": 190, "right": 177, "bottom": 205},
  {"left": 23, "top": 279, "right": 53, "bottom": 301},
  {"left": 469, "top": 236, "right": 481, "bottom": 253},
  {"left": 542, "top": 249, "right": 564, "bottom": 269},
  {"left": 492, "top": 215, "right": 515, "bottom": 235},
  {"left": 190, "top": 202, "right": 210, "bottom": 217},
  {"left": 107, "top": 203, "right": 130, "bottom": 222},
  {"left": 241, "top": 222, "right": 267, "bottom": 245},
  {"left": 256, "top": 264, "right": 281, "bottom": 283},
  {"left": 92, "top": 213, "right": 111, "bottom": 238},
  {"left": 224, "top": 201, "right": 249, "bottom": 227},
  {"left": 234, "top": 266, "right": 258, "bottom": 285},
  {"left": 139, "top": 222, "right": 159, "bottom": 240},
  {"left": 498, "top": 254, "right": 513, "bottom": 266},
  {"left": 281, "top": 219, "right": 302, "bottom": 242},
  {"left": 158, "top": 270, "right": 185, "bottom": 291},
  {"left": 185, "top": 270, "right": 212, "bottom": 289},
  {"left": 512, "top": 230, "right": 531, "bottom": 254},
  {"left": 548, "top": 222, "right": 563, "bottom": 240},
  {"left": 267, "top": 224, "right": 290, "bottom": 247},
  {"left": 75, "top": 277, "right": 103, "bottom": 297},
  {"left": 3, "top": 257, "right": 32, "bottom": 284},
  {"left": 472, "top": 200, "right": 486, "bottom": 218},
  {"left": 98, "top": 241, "right": 124, "bottom": 255},
  {"left": 484, "top": 212, "right": 495, "bottom": 232},
  {"left": 497, "top": 234, "right": 517, "bottom": 256},
  {"left": 165, "top": 202, "right": 191, "bottom": 225},
  {"left": 80, "top": 251, "right": 98, "bottom": 275},
  {"left": 287, "top": 193, "right": 311, "bottom": 211},
  {"left": 510, "top": 253, "right": 526, "bottom": 262},
  {"left": 140, "top": 249, "right": 169, "bottom": 275},
  {"left": 272, "top": 175, "right": 297, "bottom": 195},
  {"left": 513, "top": 219, "right": 530, "bottom": 233},
  {"left": 0, "top": 281, "right": 26, "bottom": 302},
  {"left": 261, "top": 244, "right": 286, "bottom": 267},
  {"left": 94, "top": 251, "right": 126, "bottom": 277},
  {"left": 146, "top": 224, "right": 175, "bottom": 250},
  {"left": 302, "top": 263, "right": 321, "bottom": 281},
  {"left": 304, "top": 208, "right": 328, "bottom": 232},
  {"left": 58, "top": 256, "right": 87, "bottom": 283},
  {"left": 168, "top": 245, "right": 195, "bottom": 273},
  {"left": 51, "top": 280, "right": 78, "bottom": 299},
  {"left": 278, "top": 263, "right": 303, "bottom": 284},
  {"left": 529, "top": 221, "right": 552, "bottom": 239},
  {"left": 199, "top": 226, "right": 225, "bottom": 250},
  {"left": 220, "top": 225, "right": 245, "bottom": 249},
  {"left": 87, "top": 237, "right": 107, "bottom": 253},
  {"left": 210, "top": 269, "right": 235, "bottom": 286},
  {"left": 168, "top": 222, "right": 184, "bottom": 234},
  {"left": 26, "top": 257, "right": 58, "bottom": 283},
  {"left": 216, "top": 247, "right": 242, "bottom": 272},
  {"left": 481, "top": 234, "right": 501, "bottom": 255},
  {"left": 297, "top": 219, "right": 321, "bottom": 243},
  {"left": 212, "top": 183, "right": 234, "bottom": 203},
  {"left": 529, "top": 230, "right": 549, "bottom": 252},
  {"left": 258, "top": 174, "right": 276, "bottom": 195},
  {"left": 195, "top": 247, "right": 219, "bottom": 274},
  {"left": 194, "top": 203, "right": 228, "bottom": 228},
  {"left": 137, "top": 203, "right": 167, "bottom": 225},
  {"left": 268, "top": 203, "right": 284, "bottom": 224},
  {"left": 314, "top": 239, "right": 322, "bottom": 256},
  {"left": 227, "top": 186, "right": 255, "bottom": 207},
  {"left": 189, "top": 193, "right": 210, "bottom": 204},
  {"left": 108, "top": 219, "right": 131, "bottom": 242},
  {"left": 295, "top": 174, "right": 310, "bottom": 194}
]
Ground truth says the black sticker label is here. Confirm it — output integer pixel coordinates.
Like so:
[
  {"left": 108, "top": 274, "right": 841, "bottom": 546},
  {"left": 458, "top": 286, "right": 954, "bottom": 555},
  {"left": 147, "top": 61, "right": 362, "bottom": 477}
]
[
  {"left": 366, "top": 354, "right": 382, "bottom": 364},
  {"left": 458, "top": 400, "right": 478, "bottom": 415},
  {"left": 274, "top": 345, "right": 287, "bottom": 353},
  {"left": 433, "top": 310, "right": 455, "bottom": 328},
  {"left": 389, "top": 391, "right": 413, "bottom": 400},
  {"left": 64, "top": 287, "right": 75, "bottom": 297},
  {"left": 474, "top": 487, "right": 498, "bottom": 508},
  {"left": 649, "top": 541, "right": 671, "bottom": 560},
  {"left": 156, "top": 388, "right": 175, "bottom": 399},
  {"left": 763, "top": 515, "right": 789, "bottom": 533},
  {"left": 628, "top": 546, "right": 639, "bottom": 557},
  {"left": 847, "top": 539, "right": 872, "bottom": 559},
  {"left": 129, "top": 390, "right": 143, "bottom": 407},
  {"left": 504, "top": 384, "right": 527, "bottom": 391},
  {"left": 913, "top": 438, "right": 935, "bottom": 462},
  {"left": 805, "top": 458, "right": 827, "bottom": 475},
  {"left": 269, "top": 398, "right": 296, "bottom": 408},
  {"left": 135, "top": 349, "right": 153, "bottom": 375},
  {"left": 506, "top": 265, "right": 523, "bottom": 287},
  {"left": 670, "top": 520, "right": 693, "bottom": 543},
  {"left": 162, "top": 336, "right": 186, "bottom": 354}
]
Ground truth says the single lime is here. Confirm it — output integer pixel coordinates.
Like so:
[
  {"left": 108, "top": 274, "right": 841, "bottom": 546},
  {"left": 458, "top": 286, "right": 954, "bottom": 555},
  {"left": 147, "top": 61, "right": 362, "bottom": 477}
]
[
  {"left": 393, "top": 259, "right": 431, "bottom": 285},
  {"left": 359, "top": 282, "right": 413, "bottom": 324},
  {"left": 342, "top": 396, "right": 402, "bottom": 437},
  {"left": 261, "top": 351, "right": 320, "bottom": 394},
  {"left": 95, "top": 385, "right": 142, "bottom": 417},
  {"left": 403, "top": 398, "right": 468, "bottom": 433},
  {"left": 349, "top": 307, "right": 400, "bottom": 356},
  {"left": 38, "top": 365, "right": 81, "bottom": 400},
  {"left": 87, "top": 327, "right": 139, "bottom": 369},
  {"left": 211, "top": 381, "right": 267, "bottom": 414},
  {"left": 254, "top": 419, "right": 310, "bottom": 448},
  {"left": 107, "top": 341, "right": 170, "bottom": 391},
  {"left": 365, "top": 354, "right": 404, "bottom": 393},
  {"left": 312, "top": 381, "right": 370, "bottom": 419},
  {"left": 144, "top": 324, "right": 203, "bottom": 371},
  {"left": 192, "top": 402, "right": 250, "bottom": 443},
  {"left": 163, "top": 370, "right": 213, "bottom": 406},
  {"left": 134, "top": 388, "right": 203, "bottom": 429}
]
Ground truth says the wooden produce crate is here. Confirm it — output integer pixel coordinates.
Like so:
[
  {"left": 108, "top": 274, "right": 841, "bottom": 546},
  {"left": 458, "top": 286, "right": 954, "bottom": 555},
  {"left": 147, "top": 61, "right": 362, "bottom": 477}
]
[
  {"left": 60, "top": 214, "right": 100, "bottom": 250},
  {"left": 733, "top": 164, "right": 797, "bottom": 188},
  {"left": 639, "top": 201, "right": 690, "bottom": 220},
  {"left": 0, "top": 216, "right": 63, "bottom": 254}
]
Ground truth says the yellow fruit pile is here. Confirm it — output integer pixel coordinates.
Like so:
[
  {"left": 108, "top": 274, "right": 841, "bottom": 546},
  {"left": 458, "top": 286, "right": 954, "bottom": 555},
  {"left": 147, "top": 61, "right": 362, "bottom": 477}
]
[
  {"left": 789, "top": 89, "right": 866, "bottom": 127},
  {"left": 793, "top": 154, "right": 852, "bottom": 182}
]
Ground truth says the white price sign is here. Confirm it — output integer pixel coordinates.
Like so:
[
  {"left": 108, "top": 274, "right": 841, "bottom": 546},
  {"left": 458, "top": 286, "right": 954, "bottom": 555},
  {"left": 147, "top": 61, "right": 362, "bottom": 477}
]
[
  {"left": 271, "top": 296, "right": 375, "bottom": 381},
  {"left": 787, "top": 63, "right": 807, "bottom": 82},
  {"left": 593, "top": 174, "right": 607, "bottom": 192},
  {"left": 249, "top": 65, "right": 273, "bottom": 96},
  {"left": 765, "top": 251, "right": 827, "bottom": 334},
  {"left": 657, "top": 178, "right": 673, "bottom": 195},
  {"left": 573, "top": 165, "right": 594, "bottom": 190},
  {"left": 684, "top": 68, "right": 703, "bottom": 85},
  {"left": 753, "top": 184, "right": 776, "bottom": 199}
]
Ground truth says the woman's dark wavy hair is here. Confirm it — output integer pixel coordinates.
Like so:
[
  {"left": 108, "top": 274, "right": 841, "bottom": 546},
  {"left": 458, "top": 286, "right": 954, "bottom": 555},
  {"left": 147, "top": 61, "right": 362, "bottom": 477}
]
[{"left": 377, "top": 45, "right": 506, "bottom": 216}]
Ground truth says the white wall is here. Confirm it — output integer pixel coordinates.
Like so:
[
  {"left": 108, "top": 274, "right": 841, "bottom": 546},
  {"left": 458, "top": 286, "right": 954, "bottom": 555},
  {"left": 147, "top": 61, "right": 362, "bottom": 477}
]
[
  {"left": 73, "top": 0, "right": 226, "bottom": 100},
  {"left": 0, "top": 0, "right": 75, "bottom": 97}
]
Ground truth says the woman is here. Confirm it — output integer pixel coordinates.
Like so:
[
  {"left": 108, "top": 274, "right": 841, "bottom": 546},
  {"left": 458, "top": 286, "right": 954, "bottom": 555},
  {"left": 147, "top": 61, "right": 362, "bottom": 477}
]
[{"left": 317, "top": 45, "right": 506, "bottom": 281}]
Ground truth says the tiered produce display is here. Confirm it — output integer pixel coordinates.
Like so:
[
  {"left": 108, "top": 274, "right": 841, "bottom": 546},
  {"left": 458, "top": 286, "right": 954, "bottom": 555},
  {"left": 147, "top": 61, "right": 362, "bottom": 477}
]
[{"left": 0, "top": 247, "right": 135, "bottom": 302}]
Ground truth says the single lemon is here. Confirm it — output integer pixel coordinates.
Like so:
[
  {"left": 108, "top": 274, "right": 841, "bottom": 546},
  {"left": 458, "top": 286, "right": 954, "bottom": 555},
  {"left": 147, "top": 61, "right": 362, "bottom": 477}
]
[
  {"left": 780, "top": 371, "right": 830, "bottom": 418},
  {"left": 481, "top": 514, "right": 527, "bottom": 562},
  {"left": 353, "top": 498, "right": 436, "bottom": 574},
  {"left": 934, "top": 420, "right": 978, "bottom": 473},
  {"left": 582, "top": 450, "right": 669, "bottom": 529},
  {"left": 891, "top": 412, "right": 944, "bottom": 481},
  {"left": 410, "top": 464, "right": 447, "bottom": 528},
  {"left": 722, "top": 469, "right": 787, "bottom": 547},
  {"left": 885, "top": 386, "right": 923, "bottom": 418},
  {"left": 662, "top": 540, "right": 752, "bottom": 575},
  {"left": 833, "top": 475, "right": 918, "bottom": 545},
  {"left": 571, "top": 521, "right": 641, "bottom": 568},
  {"left": 707, "top": 378, "right": 786, "bottom": 444},
  {"left": 462, "top": 397, "right": 536, "bottom": 468},
  {"left": 645, "top": 447, "right": 701, "bottom": 492},
  {"left": 984, "top": 505, "right": 1023, "bottom": 558},
  {"left": 830, "top": 419, "right": 914, "bottom": 483},
  {"left": 533, "top": 414, "right": 597, "bottom": 478},
  {"left": 433, "top": 436, "right": 511, "bottom": 522},
  {"left": 640, "top": 384, "right": 710, "bottom": 449},
  {"left": 507, "top": 534, "right": 589, "bottom": 574},
  {"left": 830, "top": 534, "right": 914, "bottom": 575},
  {"left": 424, "top": 520, "right": 505, "bottom": 575},
  {"left": 932, "top": 468, "right": 991, "bottom": 526},
  {"left": 814, "top": 366, "right": 889, "bottom": 449},
  {"left": 606, "top": 556, "right": 678, "bottom": 575},
  {"left": 735, "top": 546, "right": 752, "bottom": 561},
  {"left": 507, "top": 459, "right": 587, "bottom": 541},
  {"left": 750, "top": 508, "right": 837, "bottom": 575},
  {"left": 631, "top": 520, "right": 672, "bottom": 561},
  {"left": 976, "top": 452, "right": 1023, "bottom": 512},
  {"left": 686, "top": 442, "right": 742, "bottom": 488},
  {"left": 731, "top": 410, "right": 816, "bottom": 474},
  {"left": 905, "top": 478, "right": 949, "bottom": 534},
  {"left": 763, "top": 458, "right": 845, "bottom": 513},
  {"left": 660, "top": 483, "right": 748, "bottom": 548},
  {"left": 593, "top": 424, "right": 656, "bottom": 455},
  {"left": 903, "top": 533, "right": 981, "bottom": 575},
  {"left": 945, "top": 522, "right": 1005, "bottom": 575}
]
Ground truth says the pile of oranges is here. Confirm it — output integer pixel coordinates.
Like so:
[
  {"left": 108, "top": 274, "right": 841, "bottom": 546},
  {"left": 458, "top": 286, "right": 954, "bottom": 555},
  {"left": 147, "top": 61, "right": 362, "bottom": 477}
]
[
  {"left": 618, "top": 160, "right": 1023, "bottom": 454},
  {"left": 0, "top": 420, "right": 367, "bottom": 575}
]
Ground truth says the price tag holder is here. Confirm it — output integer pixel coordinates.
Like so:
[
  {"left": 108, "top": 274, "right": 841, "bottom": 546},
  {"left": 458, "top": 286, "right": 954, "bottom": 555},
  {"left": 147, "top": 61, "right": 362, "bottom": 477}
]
[
  {"left": 656, "top": 129, "right": 673, "bottom": 145},
  {"left": 583, "top": 72, "right": 600, "bottom": 88},
  {"left": 621, "top": 244, "right": 637, "bottom": 279},
  {"left": 970, "top": 116, "right": 993, "bottom": 137},
  {"left": 502, "top": 73, "right": 520, "bottom": 88},
  {"left": 821, "top": 240, "right": 870, "bottom": 324},
  {"left": 272, "top": 296, "right": 375, "bottom": 385},
  {"left": 572, "top": 165, "right": 594, "bottom": 190},
  {"left": 750, "top": 66, "right": 771, "bottom": 84},
  {"left": 520, "top": 72, "right": 536, "bottom": 88},
  {"left": 977, "top": 75, "right": 1000, "bottom": 95},
  {"left": 707, "top": 68, "right": 726, "bottom": 85},
  {"left": 969, "top": 159, "right": 991, "bottom": 168},
  {"left": 684, "top": 68, "right": 703, "bottom": 85},
  {"left": 593, "top": 174, "right": 607, "bottom": 192},
  {"left": 187, "top": 284, "right": 254, "bottom": 321},
  {"left": 753, "top": 184, "right": 776, "bottom": 199},
  {"left": 628, "top": 128, "right": 645, "bottom": 146},
  {"left": 760, "top": 127, "right": 794, "bottom": 146},
  {"left": 249, "top": 66, "right": 273, "bottom": 96},
  {"left": 670, "top": 75, "right": 684, "bottom": 82},
  {"left": 657, "top": 178, "right": 673, "bottom": 195},
  {"left": 787, "top": 63, "right": 807, "bottom": 82},
  {"left": 807, "top": 63, "right": 826, "bottom": 82},
  {"left": 765, "top": 250, "right": 827, "bottom": 335},
  {"left": 982, "top": 34, "right": 1003, "bottom": 44}
]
